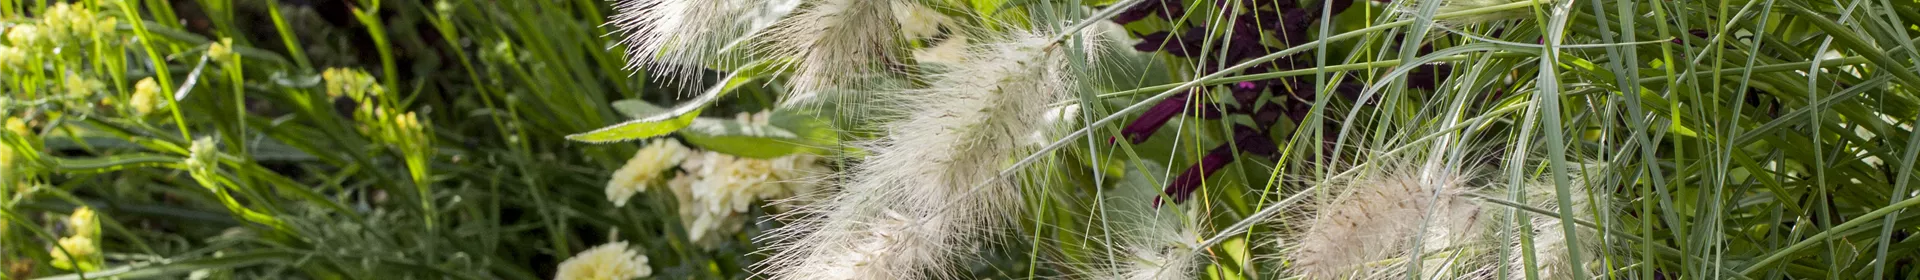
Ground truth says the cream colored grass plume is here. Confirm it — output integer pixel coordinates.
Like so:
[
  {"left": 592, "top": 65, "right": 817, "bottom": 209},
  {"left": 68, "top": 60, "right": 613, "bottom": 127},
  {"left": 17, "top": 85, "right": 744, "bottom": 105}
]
[
  {"left": 1484, "top": 163, "right": 1610, "bottom": 280},
  {"left": 757, "top": 29, "right": 1077, "bottom": 279},
  {"left": 1075, "top": 169, "right": 1205, "bottom": 280},
  {"left": 759, "top": 0, "right": 905, "bottom": 104},
  {"left": 607, "top": 0, "right": 763, "bottom": 86},
  {"left": 1268, "top": 147, "right": 1495, "bottom": 279}
]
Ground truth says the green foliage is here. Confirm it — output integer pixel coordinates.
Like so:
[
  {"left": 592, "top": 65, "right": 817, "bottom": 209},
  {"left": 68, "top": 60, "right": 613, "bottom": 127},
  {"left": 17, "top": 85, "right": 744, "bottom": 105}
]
[{"left": 4, "top": 0, "right": 1920, "bottom": 279}]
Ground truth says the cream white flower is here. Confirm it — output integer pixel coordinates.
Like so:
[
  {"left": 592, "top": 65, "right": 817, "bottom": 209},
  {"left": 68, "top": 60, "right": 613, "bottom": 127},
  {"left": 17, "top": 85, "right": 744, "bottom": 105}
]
[
  {"left": 553, "top": 241, "right": 652, "bottom": 280},
  {"left": 671, "top": 146, "right": 827, "bottom": 247},
  {"left": 606, "top": 139, "right": 692, "bottom": 207}
]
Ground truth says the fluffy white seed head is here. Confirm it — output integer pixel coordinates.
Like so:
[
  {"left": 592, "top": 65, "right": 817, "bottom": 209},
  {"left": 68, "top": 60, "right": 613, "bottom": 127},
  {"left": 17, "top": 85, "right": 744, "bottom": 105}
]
[
  {"left": 1284, "top": 162, "right": 1485, "bottom": 280},
  {"left": 1093, "top": 205, "right": 1204, "bottom": 280},
  {"left": 759, "top": 0, "right": 903, "bottom": 104},
  {"left": 758, "top": 30, "right": 1074, "bottom": 280},
  {"left": 609, "top": 0, "right": 760, "bottom": 86},
  {"left": 1491, "top": 166, "right": 1608, "bottom": 280}
]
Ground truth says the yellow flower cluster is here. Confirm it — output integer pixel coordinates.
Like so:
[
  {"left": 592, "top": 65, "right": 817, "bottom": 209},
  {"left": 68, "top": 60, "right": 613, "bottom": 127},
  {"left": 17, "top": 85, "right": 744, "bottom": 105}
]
[
  {"left": 7, "top": 3, "right": 118, "bottom": 50},
  {"left": 323, "top": 68, "right": 384, "bottom": 100},
  {"left": 40, "top": 3, "right": 118, "bottom": 43},
  {"left": 61, "top": 73, "right": 106, "bottom": 99},
  {"left": 324, "top": 68, "right": 429, "bottom": 155},
  {"left": 128, "top": 78, "right": 166, "bottom": 116},
  {"left": 49, "top": 207, "right": 103, "bottom": 272},
  {"left": 360, "top": 108, "right": 431, "bottom": 153}
]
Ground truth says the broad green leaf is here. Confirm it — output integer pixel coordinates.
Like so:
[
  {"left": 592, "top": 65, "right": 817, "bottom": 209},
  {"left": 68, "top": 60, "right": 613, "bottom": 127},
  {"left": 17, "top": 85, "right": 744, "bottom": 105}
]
[
  {"left": 567, "top": 67, "right": 763, "bottom": 143},
  {"left": 680, "top": 122, "right": 797, "bottom": 158},
  {"left": 679, "top": 110, "right": 833, "bottom": 159}
]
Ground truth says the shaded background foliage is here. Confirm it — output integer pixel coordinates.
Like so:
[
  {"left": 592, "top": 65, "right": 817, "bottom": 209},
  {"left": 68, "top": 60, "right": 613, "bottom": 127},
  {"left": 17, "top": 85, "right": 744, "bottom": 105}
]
[{"left": 3, "top": 0, "right": 1920, "bottom": 279}]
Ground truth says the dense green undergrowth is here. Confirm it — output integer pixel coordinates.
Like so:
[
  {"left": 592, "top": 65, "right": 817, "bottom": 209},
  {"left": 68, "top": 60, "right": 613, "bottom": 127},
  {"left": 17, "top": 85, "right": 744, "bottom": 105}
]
[{"left": 2, "top": 0, "right": 1920, "bottom": 279}]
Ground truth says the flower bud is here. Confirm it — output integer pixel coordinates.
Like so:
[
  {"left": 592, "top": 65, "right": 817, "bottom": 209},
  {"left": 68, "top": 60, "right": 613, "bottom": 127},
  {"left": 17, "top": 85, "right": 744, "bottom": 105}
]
[
  {"left": 322, "top": 68, "right": 381, "bottom": 100},
  {"left": 129, "top": 78, "right": 165, "bottom": 116},
  {"left": 434, "top": 0, "right": 457, "bottom": 15},
  {"left": 186, "top": 137, "right": 218, "bottom": 176},
  {"left": 207, "top": 38, "right": 237, "bottom": 64},
  {"left": 62, "top": 73, "right": 106, "bottom": 99},
  {"left": 6, "top": 117, "right": 29, "bottom": 137},
  {"left": 67, "top": 207, "right": 99, "bottom": 238}
]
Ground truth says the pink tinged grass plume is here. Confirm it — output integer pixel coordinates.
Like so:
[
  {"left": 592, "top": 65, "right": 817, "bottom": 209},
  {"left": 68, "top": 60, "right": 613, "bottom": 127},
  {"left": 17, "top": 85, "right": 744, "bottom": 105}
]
[{"left": 759, "top": 31, "right": 1073, "bottom": 280}]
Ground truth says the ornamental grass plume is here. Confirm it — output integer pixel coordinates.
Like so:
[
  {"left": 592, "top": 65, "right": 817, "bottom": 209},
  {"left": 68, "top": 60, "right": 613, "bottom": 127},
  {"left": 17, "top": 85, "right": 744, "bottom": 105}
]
[
  {"left": 607, "top": 0, "right": 757, "bottom": 85},
  {"left": 1103, "top": 224, "right": 1202, "bottom": 280},
  {"left": 1089, "top": 200, "right": 1204, "bottom": 280},
  {"left": 758, "top": 0, "right": 903, "bottom": 103},
  {"left": 554, "top": 241, "right": 653, "bottom": 280},
  {"left": 1489, "top": 166, "right": 1607, "bottom": 280},
  {"left": 1283, "top": 161, "right": 1485, "bottom": 279},
  {"left": 759, "top": 30, "right": 1074, "bottom": 280}
]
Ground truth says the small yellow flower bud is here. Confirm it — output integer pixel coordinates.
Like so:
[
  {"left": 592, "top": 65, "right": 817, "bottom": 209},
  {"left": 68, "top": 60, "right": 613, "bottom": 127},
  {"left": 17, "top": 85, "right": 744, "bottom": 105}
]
[
  {"left": 5, "top": 117, "right": 28, "bottom": 137},
  {"left": 207, "top": 38, "right": 237, "bottom": 64},
  {"left": 434, "top": 0, "right": 457, "bottom": 15},
  {"left": 322, "top": 68, "right": 380, "bottom": 100},
  {"left": 130, "top": 78, "right": 165, "bottom": 116},
  {"left": 92, "top": 17, "right": 118, "bottom": 37},
  {"left": 44, "top": 4, "right": 79, "bottom": 33},
  {"left": 0, "top": 138, "right": 16, "bottom": 176},
  {"left": 186, "top": 137, "right": 218, "bottom": 175},
  {"left": 67, "top": 207, "right": 99, "bottom": 238},
  {"left": 62, "top": 73, "right": 106, "bottom": 99}
]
